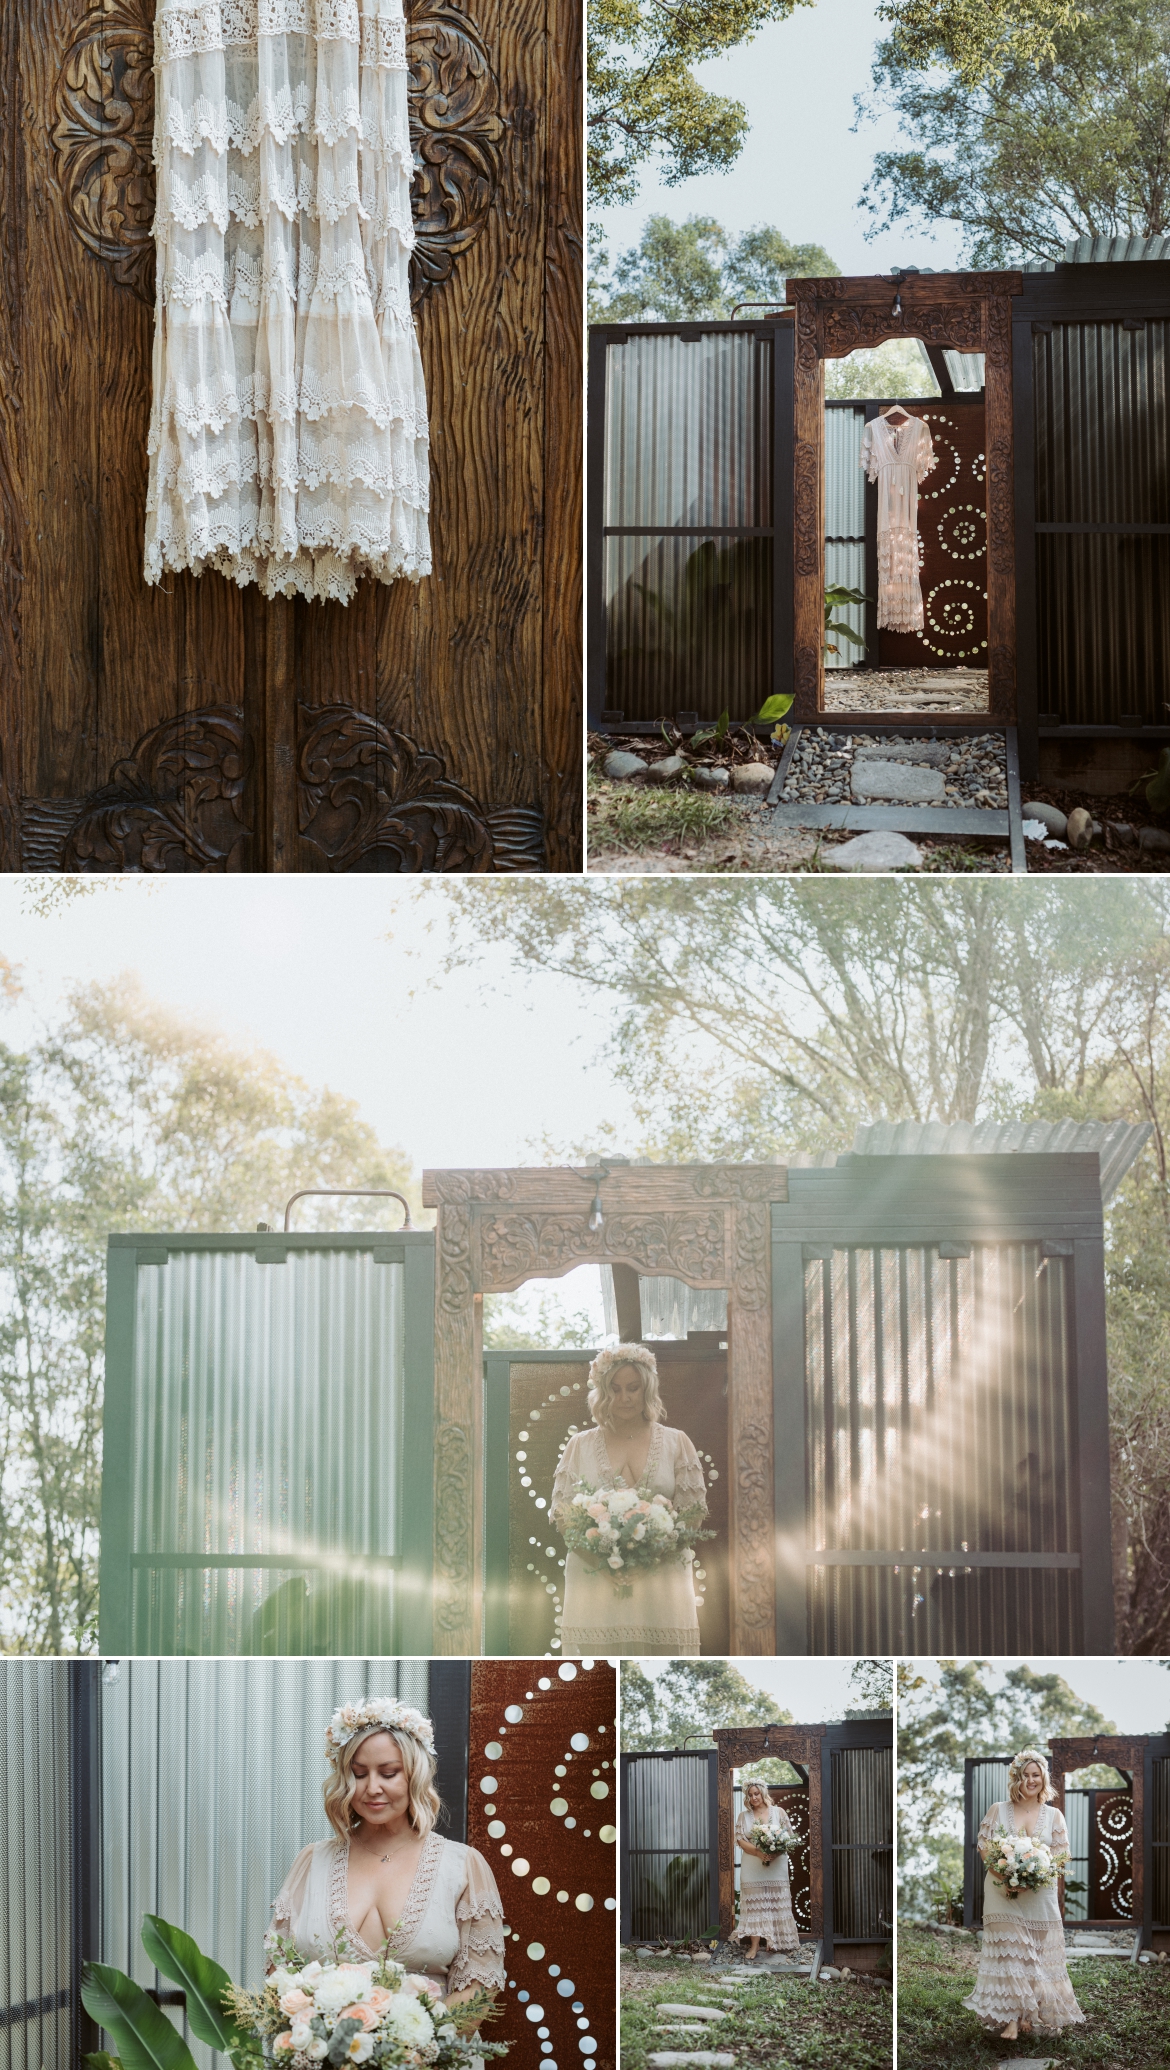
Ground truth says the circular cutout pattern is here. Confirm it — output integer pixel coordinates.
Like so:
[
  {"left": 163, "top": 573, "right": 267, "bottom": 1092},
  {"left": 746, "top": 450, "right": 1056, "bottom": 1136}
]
[
  {"left": 532, "top": 1877, "right": 551, "bottom": 1895},
  {"left": 937, "top": 503, "right": 986, "bottom": 561}
]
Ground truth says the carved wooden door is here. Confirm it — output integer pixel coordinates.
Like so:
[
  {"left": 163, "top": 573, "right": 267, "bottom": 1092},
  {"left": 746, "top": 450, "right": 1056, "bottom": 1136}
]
[{"left": 0, "top": 0, "right": 580, "bottom": 870}]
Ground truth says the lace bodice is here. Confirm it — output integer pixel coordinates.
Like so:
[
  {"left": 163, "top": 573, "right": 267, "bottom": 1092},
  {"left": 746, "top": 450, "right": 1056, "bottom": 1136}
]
[
  {"left": 550, "top": 1424, "right": 708, "bottom": 1527},
  {"left": 267, "top": 1832, "right": 505, "bottom": 1993},
  {"left": 147, "top": 0, "right": 430, "bottom": 603},
  {"left": 977, "top": 1802, "right": 1070, "bottom": 1862}
]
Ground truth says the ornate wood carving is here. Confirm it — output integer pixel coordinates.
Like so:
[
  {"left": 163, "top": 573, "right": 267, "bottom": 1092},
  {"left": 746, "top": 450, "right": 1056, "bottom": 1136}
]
[
  {"left": 713, "top": 1726, "right": 825, "bottom": 1942},
  {"left": 47, "top": 0, "right": 504, "bottom": 309},
  {"left": 787, "top": 272, "right": 1023, "bottom": 720},
  {"left": 422, "top": 1162, "right": 790, "bottom": 1654},
  {"left": 24, "top": 705, "right": 252, "bottom": 870},
  {"left": 296, "top": 704, "right": 544, "bottom": 872}
]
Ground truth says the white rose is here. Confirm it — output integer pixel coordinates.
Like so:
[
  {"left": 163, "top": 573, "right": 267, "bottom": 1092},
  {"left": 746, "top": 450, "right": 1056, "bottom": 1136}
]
[
  {"left": 631, "top": 1524, "right": 646, "bottom": 1541},
  {"left": 272, "top": 1969, "right": 298, "bottom": 1998},
  {"left": 289, "top": 2020, "right": 314, "bottom": 2048},
  {"left": 300, "top": 1963, "right": 324, "bottom": 1984},
  {"left": 305, "top": 2043, "right": 328, "bottom": 2063},
  {"left": 379, "top": 1995, "right": 436, "bottom": 2046},
  {"left": 401, "top": 1975, "right": 442, "bottom": 2002},
  {"left": 609, "top": 1488, "right": 639, "bottom": 1514},
  {"left": 607, "top": 1553, "right": 624, "bottom": 1568}
]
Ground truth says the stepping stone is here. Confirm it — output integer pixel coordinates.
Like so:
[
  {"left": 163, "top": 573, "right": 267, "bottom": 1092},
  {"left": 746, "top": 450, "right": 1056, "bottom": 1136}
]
[
  {"left": 656, "top": 2024, "right": 711, "bottom": 2035},
  {"left": 853, "top": 740, "right": 952, "bottom": 767},
  {"left": 656, "top": 2005, "right": 727, "bottom": 2021},
  {"left": 823, "top": 830, "right": 924, "bottom": 872},
  {"left": 647, "top": 2056, "right": 736, "bottom": 2068},
  {"left": 851, "top": 760, "right": 946, "bottom": 804}
]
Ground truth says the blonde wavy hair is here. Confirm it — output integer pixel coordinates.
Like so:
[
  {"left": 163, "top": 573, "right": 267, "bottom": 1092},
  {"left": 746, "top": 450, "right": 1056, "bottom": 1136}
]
[
  {"left": 323, "top": 1725, "right": 443, "bottom": 1841},
  {"left": 742, "top": 1780, "right": 773, "bottom": 1812},
  {"left": 587, "top": 1343, "right": 665, "bottom": 1429},
  {"left": 1008, "top": 1748, "right": 1057, "bottom": 1805}
]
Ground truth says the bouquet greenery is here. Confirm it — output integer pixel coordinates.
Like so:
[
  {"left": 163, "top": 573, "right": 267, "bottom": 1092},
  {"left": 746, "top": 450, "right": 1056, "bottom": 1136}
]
[
  {"left": 560, "top": 1480, "right": 714, "bottom": 1598},
  {"left": 751, "top": 1824, "right": 798, "bottom": 1865},
  {"left": 984, "top": 1827, "right": 1061, "bottom": 1900},
  {"left": 80, "top": 1915, "right": 509, "bottom": 2070}
]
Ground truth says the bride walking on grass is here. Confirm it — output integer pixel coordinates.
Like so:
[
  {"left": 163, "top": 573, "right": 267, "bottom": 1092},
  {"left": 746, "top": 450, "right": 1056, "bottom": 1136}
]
[
  {"left": 551, "top": 1343, "right": 709, "bottom": 1655},
  {"left": 964, "top": 1749, "right": 1085, "bottom": 2042}
]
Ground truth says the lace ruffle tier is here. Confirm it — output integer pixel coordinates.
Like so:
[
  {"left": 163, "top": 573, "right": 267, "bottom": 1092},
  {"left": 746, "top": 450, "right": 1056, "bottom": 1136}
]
[
  {"left": 147, "top": 0, "right": 430, "bottom": 604},
  {"left": 963, "top": 1919, "right": 1086, "bottom": 2033},
  {"left": 735, "top": 1883, "right": 799, "bottom": 1953}
]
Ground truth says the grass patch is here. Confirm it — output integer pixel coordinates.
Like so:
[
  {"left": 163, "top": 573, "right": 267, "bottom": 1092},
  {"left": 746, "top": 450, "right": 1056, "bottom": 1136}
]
[
  {"left": 587, "top": 774, "right": 736, "bottom": 856},
  {"left": 897, "top": 1925, "right": 1170, "bottom": 2069},
  {"left": 620, "top": 1957, "right": 892, "bottom": 2070}
]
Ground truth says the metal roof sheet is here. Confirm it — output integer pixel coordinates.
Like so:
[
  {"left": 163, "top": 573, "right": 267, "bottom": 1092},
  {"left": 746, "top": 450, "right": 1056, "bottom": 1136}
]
[
  {"left": 1024, "top": 234, "right": 1170, "bottom": 271},
  {"left": 848, "top": 1117, "right": 1151, "bottom": 1202}
]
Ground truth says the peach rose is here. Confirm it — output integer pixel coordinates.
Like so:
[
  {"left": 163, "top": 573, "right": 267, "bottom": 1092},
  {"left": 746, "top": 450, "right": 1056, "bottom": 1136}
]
[
  {"left": 279, "top": 1989, "right": 314, "bottom": 2015},
  {"left": 272, "top": 2034, "right": 295, "bottom": 2055},
  {"left": 341, "top": 2003, "right": 380, "bottom": 2031}
]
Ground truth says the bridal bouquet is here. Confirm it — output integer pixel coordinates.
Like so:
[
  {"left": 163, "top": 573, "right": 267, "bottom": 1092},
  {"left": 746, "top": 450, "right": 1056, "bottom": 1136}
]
[
  {"left": 561, "top": 1480, "right": 714, "bottom": 1598},
  {"left": 984, "top": 1828, "right": 1060, "bottom": 1900},
  {"left": 751, "top": 1824, "right": 798, "bottom": 1864}
]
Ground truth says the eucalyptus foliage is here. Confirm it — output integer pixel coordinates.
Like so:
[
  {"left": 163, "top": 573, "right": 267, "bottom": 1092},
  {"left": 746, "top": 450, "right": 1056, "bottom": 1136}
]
[{"left": 589, "top": 214, "right": 837, "bottom": 322}]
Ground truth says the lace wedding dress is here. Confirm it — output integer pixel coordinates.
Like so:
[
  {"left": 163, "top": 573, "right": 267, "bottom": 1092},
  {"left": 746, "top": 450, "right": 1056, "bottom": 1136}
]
[
  {"left": 551, "top": 1423, "right": 708, "bottom": 1655},
  {"left": 147, "top": 0, "right": 430, "bottom": 603},
  {"left": 268, "top": 1831, "right": 505, "bottom": 1994},
  {"left": 735, "top": 1804, "right": 799, "bottom": 1954},
  {"left": 860, "top": 414, "right": 935, "bottom": 632},
  {"left": 963, "top": 1803, "right": 1085, "bottom": 2033}
]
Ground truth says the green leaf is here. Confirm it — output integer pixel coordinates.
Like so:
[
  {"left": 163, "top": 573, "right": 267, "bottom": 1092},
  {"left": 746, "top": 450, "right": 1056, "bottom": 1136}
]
[
  {"left": 80, "top": 1965, "right": 199, "bottom": 2070},
  {"left": 714, "top": 709, "right": 731, "bottom": 740},
  {"left": 140, "top": 1917, "right": 245, "bottom": 2056},
  {"left": 826, "top": 619, "right": 868, "bottom": 647},
  {"left": 755, "top": 694, "right": 794, "bottom": 722},
  {"left": 824, "top": 585, "right": 871, "bottom": 606},
  {"left": 83, "top": 2054, "right": 124, "bottom": 2070}
]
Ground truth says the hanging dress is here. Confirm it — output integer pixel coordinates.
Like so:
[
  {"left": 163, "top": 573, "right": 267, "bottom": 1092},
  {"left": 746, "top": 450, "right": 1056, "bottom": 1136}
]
[
  {"left": 860, "top": 414, "right": 935, "bottom": 632},
  {"left": 147, "top": 0, "right": 431, "bottom": 604},
  {"left": 734, "top": 1803, "right": 800, "bottom": 1954},
  {"left": 551, "top": 1423, "right": 708, "bottom": 1656},
  {"left": 963, "top": 1802, "right": 1085, "bottom": 2034}
]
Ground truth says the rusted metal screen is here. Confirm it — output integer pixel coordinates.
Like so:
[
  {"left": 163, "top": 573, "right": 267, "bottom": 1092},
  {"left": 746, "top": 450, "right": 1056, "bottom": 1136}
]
[
  {"left": 830, "top": 1748, "right": 892, "bottom": 1940},
  {"left": 622, "top": 1753, "right": 718, "bottom": 1942},
  {"left": 1033, "top": 319, "right": 1170, "bottom": 724},
  {"left": 467, "top": 1661, "right": 616, "bottom": 2070},
  {"left": 0, "top": 1662, "right": 71, "bottom": 2070},
  {"left": 805, "top": 1242, "right": 1079, "bottom": 1654}
]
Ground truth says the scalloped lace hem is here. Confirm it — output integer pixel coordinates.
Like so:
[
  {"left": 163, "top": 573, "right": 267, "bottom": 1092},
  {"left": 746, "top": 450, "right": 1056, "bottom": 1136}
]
[
  {"left": 560, "top": 1624, "right": 700, "bottom": 1652},
  {"left": 145, "top": 533, "right": 430, "bottom": 602}
]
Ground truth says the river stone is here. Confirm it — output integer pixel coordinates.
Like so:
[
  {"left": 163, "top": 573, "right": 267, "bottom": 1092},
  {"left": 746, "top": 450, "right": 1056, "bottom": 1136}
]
[
  {"left": 646, "top": 754, "right": 688, "bottom": 784},
  {"left": 692, "top": 765, "right": 730, "bottom": 791},
  {"left": 853, "top": 739, "right": 952, "bottom": 767},
  {"left": 656, "top": 2006, "right": 727, "bottom": 2021},
  {"left": 823, "top": 831, "right": 924, "bottom": 872},
  {"left": 1138, "top": 825, "right": 1170, "bottom": 854},
  {"left": 646, "top": 2056, "right": 736, "bottom": 2067},
  {"left": 1022, "top": 800, "right": 1068, "bottom": 838},
  {"left": 730, "top": 762, "right": 774, "bottom": 795},
  {"left": 1066, "top": 806, "right": 1098, "bottom": 850},
  {"left": 602, "top": 751, "right": 646, "bottom": 782},
  {"left": 851, "top": 760, "right": 946, "bottom": 803}
]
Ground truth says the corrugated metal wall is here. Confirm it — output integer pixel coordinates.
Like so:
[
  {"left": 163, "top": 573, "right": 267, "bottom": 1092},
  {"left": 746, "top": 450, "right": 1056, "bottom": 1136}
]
[
  {"left": 804, "top": 1244, "right": 1080, "bottom": 1654},
  {"left": 1034, "top": 320, "right": 1170, "bottom": 722},
  {"left": 128, "top": 1250, "right": 405, "bottom": 1653},
  {"left": 825, "top": 407, "right": 867, "bottom": 669},
  {"left": 622, "top": 1755, "right": 715, "bottom": 1941},
  {"left": 1064, "top": 1789, "right": 1090, "bottom": 1919},
  {"left": 831, "top": 1748, "right": 891, "bottom": 1939},
  {"left": 0, "top": 1662, "right": 71, "bottom": 2070},
  {"left": 100, "top": 1658, "right": 429, "bottom": 2068},
  {"left": 602, "top": 332, "right": 773, "bottom": 718},
  {"left": 965, "top": 1759, "right": 1011, "bottom": 1928}
]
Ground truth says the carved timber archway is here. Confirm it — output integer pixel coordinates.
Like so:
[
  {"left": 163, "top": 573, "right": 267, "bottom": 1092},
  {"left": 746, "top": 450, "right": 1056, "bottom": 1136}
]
[
  {"left": 712, "top": 1724, "right": 825, "bottom": 1942},
  {"left": 786, "top": 270, "right": 1023, "bottom": 724},
  {"left": 421, "top": 1162, "right": 790, "bottom": 1654}
]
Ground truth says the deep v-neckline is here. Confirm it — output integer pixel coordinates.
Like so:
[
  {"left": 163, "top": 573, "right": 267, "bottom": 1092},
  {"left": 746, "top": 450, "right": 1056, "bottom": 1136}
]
[
  {"left": 1006, "top": 1802, "right": 1045, "bottom": 1839},
  {"left": 335, "top": 1829, "right": 442, "bottom": 1960},
  {"left": 596, "top": 1422, "right": 662, "bottom": 1489}
]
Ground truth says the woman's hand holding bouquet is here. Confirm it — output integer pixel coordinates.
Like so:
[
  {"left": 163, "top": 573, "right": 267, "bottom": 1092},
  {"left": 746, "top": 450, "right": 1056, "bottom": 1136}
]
[
  {"left": 750, "top": 1824, "right": 798, "bottom": 1868},
  {"left": 983, "top": 1829, "right": 1060, "bottom": 1901},
  {"left": 560, "top": 1480, "right": 714, "bottom": 1599}
]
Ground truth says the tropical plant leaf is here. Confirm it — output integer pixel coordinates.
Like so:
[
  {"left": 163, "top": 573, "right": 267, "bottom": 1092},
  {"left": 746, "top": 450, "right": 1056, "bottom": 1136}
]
[
  {"left": 826, "top": 619, "right": 867, "bottom": 647},
  {"left": 80, "top": 1964, "right": 199, "bottom": 2070},
  {"left": 83, "top": 2054, "right": 123, "bottom": 2070},
  {"left": 824, "top": 585, "right": 871, "bottom": 607},
  {"left": 141, "top": 1916, "right": 246, "bottom": 2055},
  {"left": 755, "top": 695, "right": 794, "bottom": 722}
]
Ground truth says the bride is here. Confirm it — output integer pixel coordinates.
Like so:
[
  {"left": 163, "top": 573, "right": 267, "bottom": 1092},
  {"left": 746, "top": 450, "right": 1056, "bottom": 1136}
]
[
  {"left": 267, "top": 1698, "right": 505, "bottom": 2021},
  {"left": 735, "top": 1781, "right": 800, "bottom": 1962},
  {"left": 964, "top": 1748, "right": 1085, "bottom": 2040},
  {"left": 551, "top": 1343, "right": 708, "bottom": 1655}
]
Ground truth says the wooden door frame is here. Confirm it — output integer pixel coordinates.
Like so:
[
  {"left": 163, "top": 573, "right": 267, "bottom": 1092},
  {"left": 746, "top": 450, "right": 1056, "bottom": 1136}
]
[
  {"left": 712, "top": 1724, "right": 825, "bottom": 1945},
  {"left": 786, "top": 271, "right": 1023, "bottom": 724},
  {"left": 1049, "top": 1734, "right": 1150, "bottom": 1943},
  {"left": 421, "top": 1162, "right": 790, "bottom": 1654}
]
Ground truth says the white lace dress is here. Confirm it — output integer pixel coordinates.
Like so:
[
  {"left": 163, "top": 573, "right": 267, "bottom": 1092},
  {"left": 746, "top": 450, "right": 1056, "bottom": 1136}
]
[
  {"left": 735, "top": 1804, "right": 799, "bottom": 1954},
  {"left": 860, "top": 414, "right": 935, "bottom": 632},
  {"left": 267, "top": 1831, "right": 505, "bottom": 1996},
  {"left": 147, "top": 0, "right": 430, "bottom": 603},
  {"left": 551, "top": 1423, "right": 707, "bottom": 1655},
  {"left": 963, "top": 1803, "right": 1085, "bottom": 2034}
]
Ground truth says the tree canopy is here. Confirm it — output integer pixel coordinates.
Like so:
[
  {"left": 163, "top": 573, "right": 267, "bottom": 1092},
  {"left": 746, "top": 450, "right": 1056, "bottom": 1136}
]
[
  {"left": 859, "top": 0, "right": 1170, "bottom": 265},
  {"left": 589, "top": 214, "right": 837, "bottom": 322}
]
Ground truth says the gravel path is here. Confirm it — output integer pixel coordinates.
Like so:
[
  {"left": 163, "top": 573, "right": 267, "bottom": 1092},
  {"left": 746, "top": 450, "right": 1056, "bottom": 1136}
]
[
  {"left": 780, "top": 729, "right": 1008, "bottom": 809},
  {"left": 825, "top": 669, "right": 988, "bottom": 714}
]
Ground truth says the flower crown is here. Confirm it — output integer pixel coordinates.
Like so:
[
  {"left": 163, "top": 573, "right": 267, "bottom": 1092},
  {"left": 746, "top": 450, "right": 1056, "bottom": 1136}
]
[
  {"left": 588, "top": 1343, "right": 658, "bottom": 1389},
  {"left": 325, "top": 1699, "right": 436, "bottom": 1760},
  {"left": 1008, "top": 1746, "right": 1051, "bottom": 1777}
]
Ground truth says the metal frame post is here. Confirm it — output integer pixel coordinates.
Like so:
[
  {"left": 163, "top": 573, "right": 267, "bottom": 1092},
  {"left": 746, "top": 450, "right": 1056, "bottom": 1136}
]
[
  {"left": 771, "top": 1224, "right": 808, "bottom": 1654},
  {"left": 69, "top": 1660, "right": 102, "bottom": 2064},
  {"left": 430, "top": 1660, "right": 472, "bottom": 1844}
]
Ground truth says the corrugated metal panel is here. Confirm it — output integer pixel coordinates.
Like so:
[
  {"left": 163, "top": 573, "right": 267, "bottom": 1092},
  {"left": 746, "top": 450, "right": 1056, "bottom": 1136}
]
[
  {"left": 0, "top": 1662, "right": 71, "bottom": 2070},
  {"left": 1064, "top": 1788, "right": 1090, "bottom": 1920},
  {"left": 129, "top": 1249, "right": 405, "bottom": 1653},
  {"left": 599, "top": 1268, "right": 727, "bottom": 1337},
  {"left": 100, "top": 1658, "right": 428, "bottom": 2069},
  {"left": 1026, "top": 235, "right": 1170, "bottom": 269},
  {"left": 943, "top": 351, "right": 985, "bottom": 390},
  {"left": 965, "top": 1759, "right": 1011, "bottom": 1927},
  {"left": 825, "top": 541, "right": 867, "bottom": 669},
  {"left": 603, "top": 535, "right": 772, "bottom": 718},
  {"left": 850, "top": 1117, "right": 1151, "bottom": 1204},
  {"left": 831, "top": 1748, "right": 892, "bottom": 1939},
  {"left": 804, "top": 1243, "right": 1081, "bottom": 1654},
  {"left": 623, "top": 1755, "right": 715, "bottom": 1941},
  {"left": 825, "top": 407, "right": 866, "bottom": 538},
  {"left": 1033, "top": 319, "right": 1170, "bottom": 723}
]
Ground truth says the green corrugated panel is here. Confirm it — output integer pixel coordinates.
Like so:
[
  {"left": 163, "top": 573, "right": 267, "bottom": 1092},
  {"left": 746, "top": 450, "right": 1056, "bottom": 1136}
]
[{"left": 0, "top": 1662, "right": 71, "bottom": 2070}]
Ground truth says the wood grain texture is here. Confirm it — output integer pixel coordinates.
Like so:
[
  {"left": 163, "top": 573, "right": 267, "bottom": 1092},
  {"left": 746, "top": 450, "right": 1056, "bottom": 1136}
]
[{"left": 3, "top": 0, "right": 581, "bottom": 869}]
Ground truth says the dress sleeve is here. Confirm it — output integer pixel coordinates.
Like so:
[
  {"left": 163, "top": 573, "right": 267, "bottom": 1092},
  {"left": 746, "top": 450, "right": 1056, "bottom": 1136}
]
[
  {"left": 551, "top": 1433, "right": 584, "bottom": 1531},
  {"left": 916, "top": 419, "right": 937, "bottom": 482},
  {"left": 777, "top": 1806, "right": 796, "bottom": 1837},
  {"left": 671, "top": 1430, "right": 707, "bottom": 1519},
  {"left": 861, "top": 422, "right": 876, "bottom": 481},
  {"left": 448, "top": 1847, "right": 506, "bottom": 1995},
  {"left": 734, "top": 1808, "right": 754, "bottom": 1849},
  {"left": 1049, "top": 1808, "right": 1071, "bottom": 1864},
  {"left": 265, "top": 1842, "right": 316, "bottom": 1960},
  {"left": 976, "top": 1805, "right": 1001, "bottom": 1860}
]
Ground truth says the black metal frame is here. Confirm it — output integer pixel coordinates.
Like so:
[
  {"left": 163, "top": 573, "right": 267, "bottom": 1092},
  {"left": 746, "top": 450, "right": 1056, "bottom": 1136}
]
[
  {"left": 429, "top": 1660, "right": 472, "bottom": 1843},
  {"left": 69, "top": 1660, "right": 103, "bottom": 2063},
  {"left": 822, "top": 1719, "right": 894, "bottom": 1959},
  {"left": 618, "top": 1749, "right": 722, "bottom": 1943}
]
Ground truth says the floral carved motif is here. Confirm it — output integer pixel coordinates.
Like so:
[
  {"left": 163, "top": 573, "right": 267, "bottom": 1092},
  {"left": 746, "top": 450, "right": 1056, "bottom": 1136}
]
[
  {"left": 693, "top": 1166, "right": 786, "bottom": 1202},
  {"left": 48, "top": 0, "right": 504, "bottom": 308},
  {"left": 434, "top": 1419, "right": 473, "bottom": 1628},
  {"left": 431, "top": 1171, "right": 518, "bottom": 1206},
  {"left": 297, "top": 705, "right": 544, "bottom": 873},
  {"left": 821, "top": 304, "right": 983, "bottom": 359},
  {"left": 49, "top": 705, "right": 253, "bottom": 870},
  {"left": 437, "top": 1204, "right": 474, "bottom": 1315},
  {"left": 479, "top": 1209, "right": 726, "bottom": 1290},
  {"left": 50, "top": 0, "right": 156, "bottom": 301},
  {"left": 732, "top": 1202, "right": 770, "bottom": 1313},
  {"left": 793, "top": 441, "right": 821, "bottom": 582}
]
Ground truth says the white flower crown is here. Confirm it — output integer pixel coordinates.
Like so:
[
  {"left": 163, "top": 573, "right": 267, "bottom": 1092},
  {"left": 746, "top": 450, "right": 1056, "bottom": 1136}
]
[
  {"left": 325, "top": 1698, "right": 436, "bottom": 1759},
  {"left": 1008, "top": 1746, "right": 1050, "bottom": 1776}
]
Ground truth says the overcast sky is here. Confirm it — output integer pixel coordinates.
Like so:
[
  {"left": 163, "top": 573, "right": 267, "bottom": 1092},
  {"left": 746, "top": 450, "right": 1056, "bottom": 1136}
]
[
  {"left": 592, "top": 0, "right": 968, "bottom": 281},
  {"left": 631, "top": 1654, "right": 864, "bottom": 1720},
  {"left": 909, "top": 1658, "right": 1170, "bottom": 1736}
]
